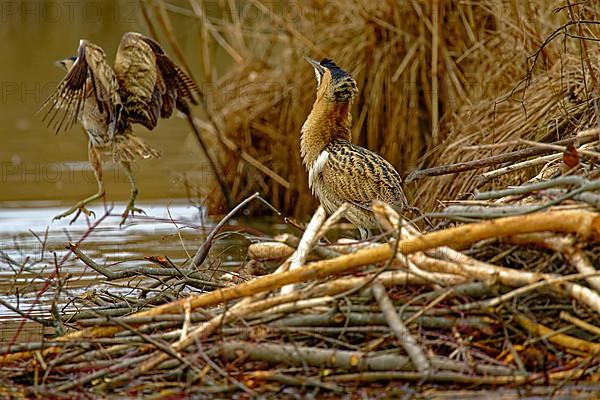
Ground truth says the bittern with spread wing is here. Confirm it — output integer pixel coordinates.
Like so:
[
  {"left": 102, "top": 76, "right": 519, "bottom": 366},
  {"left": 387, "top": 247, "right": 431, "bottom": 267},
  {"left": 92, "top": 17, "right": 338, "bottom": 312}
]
[
  {"left": 42, "top": 32, "right": 229, "bottom": 225},
  {"left": 301, "top": 57, "right": 408, "bottom": 238}
]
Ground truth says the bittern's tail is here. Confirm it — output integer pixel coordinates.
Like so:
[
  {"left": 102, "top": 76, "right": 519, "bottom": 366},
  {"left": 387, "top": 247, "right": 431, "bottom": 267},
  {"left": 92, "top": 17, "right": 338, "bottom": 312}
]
[{"left": 112, "top": 133, "right": 161, "bottom": 164}]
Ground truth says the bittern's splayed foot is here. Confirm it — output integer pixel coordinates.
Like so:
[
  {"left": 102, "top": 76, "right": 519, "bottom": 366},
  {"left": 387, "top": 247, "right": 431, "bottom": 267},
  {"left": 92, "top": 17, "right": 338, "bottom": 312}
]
[
  {"left": 301, "top": 57, "right": 408, "bottom": 239},
  {"left": 41, "top": 32, "right": 201, "bottom": 225}
]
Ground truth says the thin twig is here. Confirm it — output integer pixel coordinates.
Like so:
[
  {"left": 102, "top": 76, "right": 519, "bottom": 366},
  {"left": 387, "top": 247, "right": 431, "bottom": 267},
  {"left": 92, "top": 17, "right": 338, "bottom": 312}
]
[
  {"left": 406, "top": 128, "right": 600, "bottom": 182},
  {"left": 188, "top": 192, "right": 275, "bottom": 268}
]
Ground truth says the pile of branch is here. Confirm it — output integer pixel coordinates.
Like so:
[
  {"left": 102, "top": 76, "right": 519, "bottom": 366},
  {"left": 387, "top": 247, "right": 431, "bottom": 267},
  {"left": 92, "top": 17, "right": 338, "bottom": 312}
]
[{"left": 1, "top": 187, "right": 599, "bottom": 396}]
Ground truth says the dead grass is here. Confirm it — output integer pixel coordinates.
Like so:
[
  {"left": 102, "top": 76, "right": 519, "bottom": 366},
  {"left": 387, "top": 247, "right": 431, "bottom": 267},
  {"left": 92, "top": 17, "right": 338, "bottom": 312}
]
[{"left": 416, "top": 2, "right": 600, "bottom": 210}]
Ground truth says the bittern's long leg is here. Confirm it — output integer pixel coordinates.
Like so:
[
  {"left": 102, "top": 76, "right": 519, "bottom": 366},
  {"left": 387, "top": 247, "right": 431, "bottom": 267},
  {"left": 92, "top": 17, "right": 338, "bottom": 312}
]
[
  {"left": 54, "top": 144, "right": 105, "bottom": 224},
  {"left": 119, "top": 160, "right": 145, "bottom": 225}
]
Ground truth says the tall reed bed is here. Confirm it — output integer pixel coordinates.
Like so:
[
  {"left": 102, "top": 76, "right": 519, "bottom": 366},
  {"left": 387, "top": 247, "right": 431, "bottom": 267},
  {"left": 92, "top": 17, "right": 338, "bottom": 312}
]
[{"left": 143, "top": 1, "right": 598, "bottom": 215}]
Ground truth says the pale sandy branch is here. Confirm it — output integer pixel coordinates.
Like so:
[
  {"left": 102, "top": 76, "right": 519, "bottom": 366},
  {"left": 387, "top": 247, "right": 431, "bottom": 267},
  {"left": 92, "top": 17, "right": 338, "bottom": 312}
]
[
  {"left": 280, "top": 205, "right": 328, "bottom": 294},
  {"left": 513, "top": 234, "right": 600, "bottom": 293}
]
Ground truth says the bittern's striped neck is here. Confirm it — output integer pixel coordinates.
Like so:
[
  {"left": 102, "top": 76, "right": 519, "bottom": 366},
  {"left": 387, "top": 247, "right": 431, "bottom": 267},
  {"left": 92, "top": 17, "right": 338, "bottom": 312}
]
[{"left": 300, "top": 98, "right": 353, "bottom": 167}]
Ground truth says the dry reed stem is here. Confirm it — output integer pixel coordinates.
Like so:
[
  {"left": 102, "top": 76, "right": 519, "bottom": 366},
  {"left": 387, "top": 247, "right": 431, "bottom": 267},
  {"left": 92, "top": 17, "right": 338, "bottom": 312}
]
[
  {"left": 309, "top": 270, "right": 465, "bottom": 297},
  {"left": 518, "top": 139, "right": 600, "bottom": 160},
  {"left": 479, "top": 153, "right": 563, "bottom": 183},
  {"left": 250, "top": 296, "right": 335, "bottom": 319}
]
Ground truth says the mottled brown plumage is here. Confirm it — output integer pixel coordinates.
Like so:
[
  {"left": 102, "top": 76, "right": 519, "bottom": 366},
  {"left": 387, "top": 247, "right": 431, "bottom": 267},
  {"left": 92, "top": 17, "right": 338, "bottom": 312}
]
[
  {"left": 301, "top": 57, "right": 407, "bottom": 238},
  {"left": 41, "top": 32, "right": 200, "bottom": 224}
]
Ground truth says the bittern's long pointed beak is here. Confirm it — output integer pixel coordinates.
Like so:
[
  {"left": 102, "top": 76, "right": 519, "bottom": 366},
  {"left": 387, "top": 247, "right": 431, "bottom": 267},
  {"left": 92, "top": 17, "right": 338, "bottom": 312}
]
[
  {"left": 304, "top": 56, "right": 321, "bottom": 69},
  {"left": 54, "top": 56, "right": 77, "bottom": 72}
]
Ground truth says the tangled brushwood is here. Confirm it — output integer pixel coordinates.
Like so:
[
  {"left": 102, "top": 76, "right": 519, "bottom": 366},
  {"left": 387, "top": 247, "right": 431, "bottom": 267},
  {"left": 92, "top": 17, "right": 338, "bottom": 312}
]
[
  {"left": 1, "top": 181, "right": 600, "bottom": 396},
  {"left": 2, "top": 171, "right": 600, "bottom": 391}
]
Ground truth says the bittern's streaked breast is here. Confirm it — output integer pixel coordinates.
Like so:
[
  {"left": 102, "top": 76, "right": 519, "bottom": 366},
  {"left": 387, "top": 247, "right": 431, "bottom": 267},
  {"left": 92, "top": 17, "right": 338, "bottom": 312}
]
[{"left": 301, "top": 57, "right": 408, "bottom": 238}]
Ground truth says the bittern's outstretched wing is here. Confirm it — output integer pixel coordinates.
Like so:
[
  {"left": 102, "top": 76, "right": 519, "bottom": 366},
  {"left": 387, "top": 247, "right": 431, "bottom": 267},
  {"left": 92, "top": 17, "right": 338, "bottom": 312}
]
[
  {"left": 42, "top": 40, "right": 121, "bottom": 135},
  {"left": 114, "top": 32, "right": 201, "bottom": 130}
]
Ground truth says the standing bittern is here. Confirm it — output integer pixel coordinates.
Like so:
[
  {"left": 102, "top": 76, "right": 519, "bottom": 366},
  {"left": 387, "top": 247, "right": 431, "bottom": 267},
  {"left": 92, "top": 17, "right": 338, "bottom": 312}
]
[
  {"left": 42, "top": 32, "right": 202, "bottom": 225},
  {"left": 301, "top": 57, "right": 408, "bottom": 238}
]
